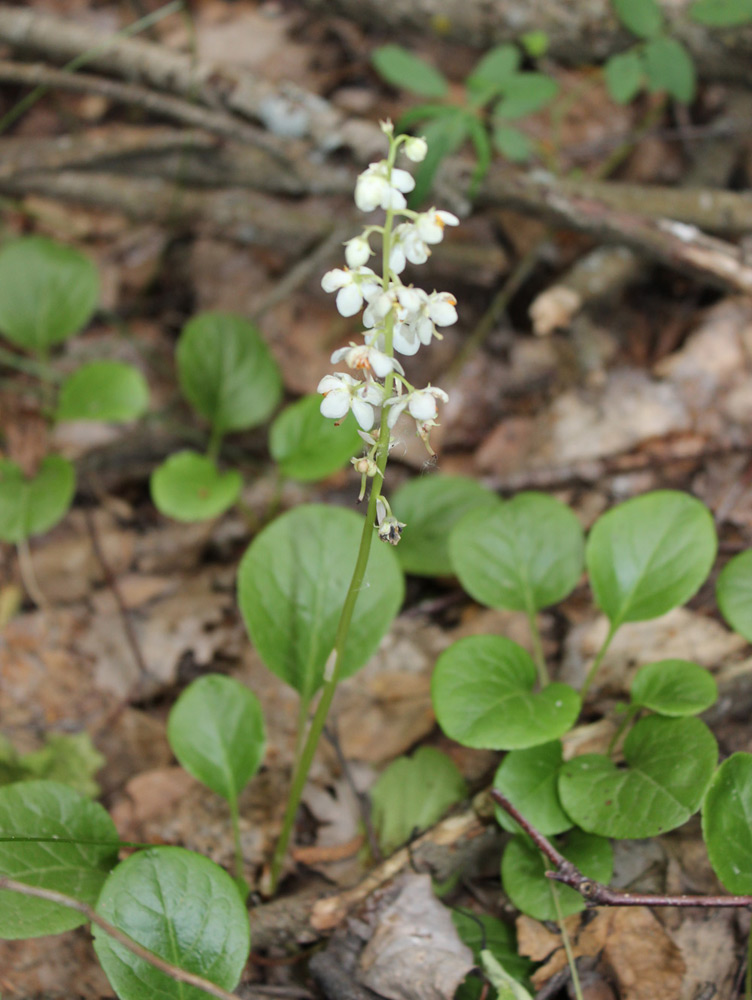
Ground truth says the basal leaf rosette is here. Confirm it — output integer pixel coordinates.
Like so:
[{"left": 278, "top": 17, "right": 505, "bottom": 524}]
[{"left": 431, "top": 635, "right": 580, "bottom": 750}]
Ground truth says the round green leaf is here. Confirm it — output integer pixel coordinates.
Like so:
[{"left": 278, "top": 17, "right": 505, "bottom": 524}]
[
  {"left": 702, "top": 753, "right": 752, "bottom": 894},
  {"left": 0, "top": 455, "right": 75, "bottom": 543},
  {"left": 494, "top": 73, "right": 559, "bottom": 120},
  {"left": 605, "top": 50, "right": 646, "bottom": 104},
  {"left": 93, "top": 847, "right": 250, "bottom": 1000},
  {"left": 558, "top": 715, "right": 717, "bottom": 838},
  {"left": 502, "top": 829, "right": 613, "bottom": 921},
  {"left": 391, "top": 475, "right": 499, "bottom": 577},
  {"left": 0, "top": 780, "right": 118, "bottom": 938},
  {"left": 0, "top": 237, "right": 99, "bottom": 354},
  {"left": 716, "top": 549, "right": 752, "bottom": 641},
  {"left": 613, "top": 0, "right": 663, "bottom": 37},
  {"left": 644, "top": 36, "right": 696, "bottom": 103},
  {"left": 177, "top": 312, "right": 282, "bottom": 433},
  {"left": 492, "top": 124, "right": 533, "bottom": 162},
  {"left": 237, "top": 504, "right": 404, "bottom": 705},
  {"left": 690, "top": 0, "right": 752, "bottom": 25},
  {"left": 371, "top": 44, "right": 449, "bottom": 98},
  {"left": 431, "top": 636, "right": 580, "bottom": 750},
  {"left": 450, "top": 492, "right": 584, "bottom": 614},
  {"left": 493, "top": 741, "right": 572, "bottom": 836},
  {"left": 466, "top": 44, "right": 521, "bottom": 102},
  {"left": 150, "top": 451, "right": 241, "bottom": 522},
  {"left": 269, "top": 394, "right": 361, "bottom": 482},
  {"left": 56, "top": 361, "right": 149, "bottom": 423},
  {"left": 586, "top": 491, "right": 716, "bottom": 627},
  {"left": 168, "top": 674, "right": 266, "bottom": 803},
  {"left": 370, "top": 747, "right": 467, "bottom": 855},
  {"left": 630, "top": 659, "right": 717, "bottom": 717}
]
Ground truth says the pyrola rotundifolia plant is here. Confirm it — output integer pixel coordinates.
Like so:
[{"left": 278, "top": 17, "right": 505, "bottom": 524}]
[{"left": 318, "top": 119, "right": 457, "bottom": 540}]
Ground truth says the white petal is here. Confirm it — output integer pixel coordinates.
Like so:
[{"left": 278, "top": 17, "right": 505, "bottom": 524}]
[
  {"left": 320, "top": 391, "right": 351, "bottom": 420},
  {"left": 389, "top": 245, "right": 407, "bottom": 275},
  {"left": 359, "top": 380, "right": 383, "bottom": 404},
  {"left": 356, "top": 174, "right": 387, "bottom": 212},
  {"left": 408, "top": 392, "right": 438, "bottom": 422},
  {"left": 369, "top": 349, "right": 397, "bottom": 378},
  {"left": 392, "top": 324, "right": 420, "bottom": 356},
  {"left": 382, "top": 187, "right": 407, "bottom": 211},
  {"left": 317, "top": 373, "right": 344, "bottom": 393},
  {"left": 391, "top": 168, "right": 416, "bottom": 193},
  {"left": 385, "top": 398, "right": 407, "bottom": 428},
  {"left": 321, "top": 268, "right": 349, "bottom": 292},
  {"left": 429, "top": 295, "right": 458, "bottom": 326},
  {"left": 350, "top": 397, "right": 375, "bottom": 430},
  {"left": 336, "top": 284, "right": 364, "bottom": 317},
  {"left": 404, "top": 136, "right": 427, "bottom": 162},
  {"left": 344, "top": 237, "right": 371, "bottom": 268}
]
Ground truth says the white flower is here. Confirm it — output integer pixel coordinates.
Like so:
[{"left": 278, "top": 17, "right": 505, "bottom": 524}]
[
  {"left": 318, "top": 372, "right": 382, "bottom": 431},
  {"left": 403, "top": 136, "right": 428, "bottom": 162},
  {"left": 344, "top": 235, "right": 373, "bottom": 268},
  {"left": 385, "top": 384, "right": 449, "bottom": 428},
  {"left": 330, "top": 342, "right": 404, "bottom": 378},
  {"left": 355, "top": 161, "right": 415, "bottom": 212},
  {"left": 415, "top": 208, "right": 459, "bottom": 244},
  {"left": 321, "top": 266, "right": 380, "bottom": 317},
  {"left": 392, "top": 290, "right": 458, "bottom": 356},
  {"left": 389, "top": 223, "right": 430, "bottom": 274}
]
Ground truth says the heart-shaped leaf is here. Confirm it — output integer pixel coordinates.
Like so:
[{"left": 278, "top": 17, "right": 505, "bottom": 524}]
[
  {"left": 177, "top": 312, "right": 282, "bottom": 433},
  {"left": 630, "top": 659, "right": 717, "bottom": 717},
  {"left": 493, "top": 741, "right": 572, "bottom": 836},
  {"left": 716, "top": 549, "right": 752, "bottom": 641},
  {"left": 586, "top": 491, "right": 716, "bottom": 627},
  {"left": 558, "top": 715, "right": 717, "bottom": 838},
  {"left": 0, "top": 781, "right": 118, "bottom": 938},
  {"left": 167, "top": 674, "right": 266, "bottom": 804},
  {"left": 56, "top": 361, "right": 149, "bottom": 422},
  {"left": 391, "top": 475, "right": 500, "bottom": 577},
  {"left": 150, "top": 451, "right": 241, "bottom": 522},
  {"left": 702, "top": 753, "right": 752, "bottom": 894},
  {"left": 0, "top": 237, "right": 99, "bottom": 354},
  {"left": 238, "top": 504, "right": 404, "bottom": 705},
  {"left": 370, "top": 747, "right": 467, "bottom": 855},
  {"left": 502, "top": 829, "right": 613, "bottom": 921},
  {"left": 269, "top": 394, "right": 361, "bottom": 482},
  {"left": 0, "top": 455, "right": 75, "bottom": 543},
  {"left": 93, "top": 847, "right": 250, "bottom": 1000},
  {"left": 431, "top": 636, "right": 580, "bottom": 750},
  {"left": 449, "top": 493, "right": 585, "bottom": 613}
]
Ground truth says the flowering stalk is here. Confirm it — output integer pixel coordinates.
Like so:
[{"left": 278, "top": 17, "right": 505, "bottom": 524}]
[{"left": 267, "top": 122, "right": 457, "bottom": 893}]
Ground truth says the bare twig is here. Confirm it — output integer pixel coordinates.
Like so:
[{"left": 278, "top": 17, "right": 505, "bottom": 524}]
[
  {"left": 490, "top": 790, "right": 752, "bottom": 909},
  {"left": 0, "top": 876, "right": 250, "bottom": 1000}
]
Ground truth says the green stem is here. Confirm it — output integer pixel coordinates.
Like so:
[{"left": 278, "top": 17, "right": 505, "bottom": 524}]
[
  {"left": 526, "top": 607, "right": 549, "bottom": 686},
  {"left": 206, "top": 424, "right": 223, "bottom": 463},
  {"left": 580, "top": 621, "right": 618, "bottom": 702},
  {"left": 0, "top": 346, "right": 62, "bottom": 382},
  {"left": 550, "top": 877, "right": 584, "bottom": 1000},
  {"left": 227, "top": 793, "right": 244, "bottom": 885},
  {"left": 606, "top": 703, "right": 640, "bottom": 757}
]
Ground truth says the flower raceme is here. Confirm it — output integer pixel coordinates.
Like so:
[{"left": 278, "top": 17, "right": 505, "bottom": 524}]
[{"left": 318, "top": 121, "right": 456, "bottom": 542}]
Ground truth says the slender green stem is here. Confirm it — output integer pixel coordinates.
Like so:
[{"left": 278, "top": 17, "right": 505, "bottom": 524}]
[
  {"left": 0, "top": 346, "right": 62, "bottom": 382},
  {"left": 227, "top": 793, "right": 244, "bottom": 885},
  {"left": 206, "top": 424, "right": 223, "bottom": 463},
  {"left": 580, "top": 621, "right": 618, "bottom": 702},
  {"left": 606, "top": 703, "right": 640, "bottom": 757},
  {"left": 550, "top": 877, "right": 584, "bottom": 1000},
  {"left": 526, "top": 607, "right": 549, "bottom": 686}
]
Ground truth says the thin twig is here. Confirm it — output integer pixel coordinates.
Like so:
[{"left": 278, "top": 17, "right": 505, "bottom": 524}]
[
  {"left": 15, "top": 538, "right": 48, "bottom": 610},
  {"left": 490, "top": 790, "right": 752, "bottom": 909},
  {"left": 0, "top": 876, "right": 250, "bottom": 1000}
]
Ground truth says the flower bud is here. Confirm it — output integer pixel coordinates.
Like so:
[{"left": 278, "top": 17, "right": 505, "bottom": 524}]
[{"left": 404, "top": 136, "right": 428, "bottom": 162}]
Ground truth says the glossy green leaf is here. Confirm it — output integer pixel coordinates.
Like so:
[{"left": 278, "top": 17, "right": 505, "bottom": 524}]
[
  {"left": 150, "top": 451, "right": 241, "bottom": 522},
  {"left": 371, "top": 45, "right": 449, "bottom": 98},
  {"left": 492, "top": 124, "right": 533, "bottom": 162},
  {"left": 613, "top": 0, "right": 663, "bottom": 37},
  {"left": 493, "top": 741, "right": 572, "bottom": 835},
  {"left": 0, "top": 237, "right": 99, "bottom": 354},
  {"left": 558, "top": 715, "right": 717, "bottom": 838},
  {"left": 177, "top": 312, "right": 281, "bottom": 433},
  {"left": 586, "top": 491, "right": 716, "bottom": 627},
  {"left": 0, "top": 455, "right": 75, "bottom": 543},
  {"left": 502, "top": 829, "right": 613, "bottom": 921},
  {"left": 431, "top": 636, "right": 580, "bottom": 750},
  {"left": 269, "top": 394, "right": 361, "bottom": 482},
  {"left": 0, "top": 781, "right": 118, "bottom": 938},
  {"left": 391, "top": 475, "right": 499, "bottom": 577},
  {"left": 690, "top": 0, "right": 752, "bottom": 24},
  {"left": 94, "top": 847, "right": 250, "bottom": 1000},
  {"left": 168, "top": 674, "right": 266, "bottom": 804},
  {"left": 644, "top": 36, "right": 696, "bottom": 102},
  {"left": 494, "top": 73, "right": 559, "bottom": 120},
  {"left": 466, "top": 44, "right": 521, "bottom": 103},
  {"left": 450, "top": 492, "right": 585, "bottom": 613},
  {"left": 605, "top": 49, "right": 645, "bottom": 103},
  {"left": 716, "top": 549, "right": 752, "bottom": 641},
  {"left": 630, "top": 659, "right": 717, "bottom": 716},
  {"left": 409, "top": 111, "right": 470, "bottom": 207},
  {"left": 370, "top": 747, "right": 466, "bottom": 855},
  {"left": 702, "top": 753, "right": 752, "bottom": 893},
  {"left": 452, "top": 911, "right": 532, "bottom": 999},
  {"left": 238, "top": 504, "right": 404, "bottom": 705},
  {"left": 56, "top": 361, "right": 148, "bottom": 422}
]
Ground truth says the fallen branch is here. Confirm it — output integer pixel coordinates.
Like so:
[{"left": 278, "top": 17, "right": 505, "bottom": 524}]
[{"left": 490, "top": 790, "right": 752, "bottom": 908}]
